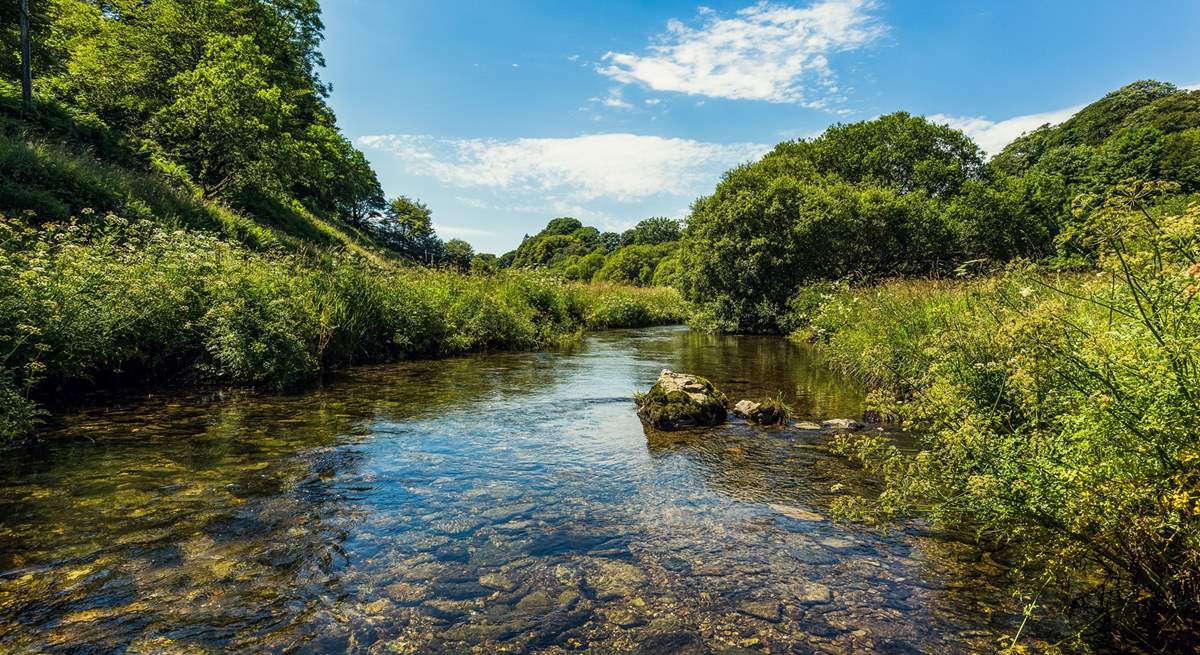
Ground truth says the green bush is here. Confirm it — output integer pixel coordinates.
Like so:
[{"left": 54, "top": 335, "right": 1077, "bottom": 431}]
[{"left": 796, "top": 183, "right": 1200, "bottom": 644}]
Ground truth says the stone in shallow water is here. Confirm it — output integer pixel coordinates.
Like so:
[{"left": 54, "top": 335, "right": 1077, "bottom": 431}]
[
  {"left": 479, "top": 572, "right": 518, "bottom": 593},
  {"left": 794, "top": 421, "right": 822, "bottom": 430},
  {"left": 601, "top": 606, "right": 646, "bottom": 628},
  {"left": 422, "top": 599, "right": 468, "bottom": 622},
  {"left": 791, "top": 581, "right": 833, "bottom": 605},
  {"left": 481, "top": 502, "right": 535, "bottom": 522},
  {"left": 768, "top": 503, "right": 824, "bottom": 522},
  {"left": 635, "top": 370, "right": 728, "bottom": 430},
  {"left": 737, "top": 599, "right": 782, "bottom": 622},
  {"left": 733, "top": 398, "right": 789, "bottom": 425},
  {"left": 385, "top": 581, "right": 430, "bottom": 605},
  {"left": 586, "top": 559, "right": 649, "bottom": 601},
  {"left": 428, "top": 517, "right": 485, "bottom": 536},
  {"left": 821, "top": 418, "right": 865, "bottom": 431}
]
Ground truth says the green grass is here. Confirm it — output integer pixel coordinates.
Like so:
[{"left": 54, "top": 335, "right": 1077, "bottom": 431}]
[{"left": 0, "top": 213, "right": 688, "bottom": 445}]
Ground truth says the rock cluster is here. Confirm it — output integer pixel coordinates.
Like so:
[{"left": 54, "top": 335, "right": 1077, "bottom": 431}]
[{"left": 635, "top": 370, "right": 728, "bottom": 430}]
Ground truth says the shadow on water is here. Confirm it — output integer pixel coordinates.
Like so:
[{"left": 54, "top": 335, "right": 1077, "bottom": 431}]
[{"left": 0, "top": 326, "right": 1068, "bottom": 653}]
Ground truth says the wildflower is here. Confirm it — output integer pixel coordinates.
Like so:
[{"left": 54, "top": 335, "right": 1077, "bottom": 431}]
[{"left": 1019, "top": 287, "right": 1033, "bottom": 298}]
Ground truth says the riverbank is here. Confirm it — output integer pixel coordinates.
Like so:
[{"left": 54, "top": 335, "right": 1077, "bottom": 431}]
[
  {"left": 785, "top": 197, "right": 1200, "bottom": 645},
  {"left": 0, "top": 212, "right": 688, "bottom": 445}
]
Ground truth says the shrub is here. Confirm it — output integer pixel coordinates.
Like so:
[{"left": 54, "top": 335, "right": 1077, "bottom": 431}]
[{"left": 806, "top": 182, "right": 1200, "bottom": 645}]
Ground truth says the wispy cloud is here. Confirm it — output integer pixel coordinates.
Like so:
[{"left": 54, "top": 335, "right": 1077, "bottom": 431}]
[
  {"left": 929, "top": 104, "right": 1085, "bottom": 156},
  {"left": 433, "top": 223, "right": 496, "bottom": 239},
  {"left": 598, "top": 0, "right": 886, "bottom": 106},
  {"left": 593, "top": 87, "right": 633, "bottom": 109},
  {"left": 358, "top": 133, "right": 768, "bottom": 202}
]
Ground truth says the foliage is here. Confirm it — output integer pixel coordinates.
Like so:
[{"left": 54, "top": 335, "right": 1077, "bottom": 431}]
[
  {"left": 443, "top": 238, "right": 474, "bottom": 272},
  {"left": 593, "top": 242, "right": 678, "bottom": 286},
  {"left": 501, "top": 216, "right": 684, "bottom": 288},
  {"left": 678, "top": 112, "right": 994, "bottom": 333},
  {"left": 989, "top": 81, "right": 1200, "bottom": 264},
  {"left": 794, "top": 183, "right": 1200, "bottom": 644},
  {"left": 620, "top": 216, "right": 681, "bottom": 246},
  {"left": 0, "top": 212, "right": 688, "bottom": 445},
  {"left": 2, "top": 0, "right": 385, "bottom": 241},
  {"left": 681, "top": 85, "right": 1200, "bottom": 333}
]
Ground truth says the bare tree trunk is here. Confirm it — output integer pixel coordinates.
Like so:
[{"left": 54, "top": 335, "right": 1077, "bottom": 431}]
[{"left": 19, "top": 0, "right": 33, "bottom": 109}]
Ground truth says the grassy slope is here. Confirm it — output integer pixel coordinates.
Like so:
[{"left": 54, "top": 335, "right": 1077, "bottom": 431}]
[{"left": 0, "top": 87, "right": 389, "bottom": 260}]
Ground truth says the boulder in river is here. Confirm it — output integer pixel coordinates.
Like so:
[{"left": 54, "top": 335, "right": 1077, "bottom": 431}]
[{"left": 635, "top": 370, "right": 728, "bottom": 430}]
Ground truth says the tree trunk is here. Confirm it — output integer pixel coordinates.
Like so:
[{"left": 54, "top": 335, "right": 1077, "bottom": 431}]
[{"left": 19, "top": 0, "right": 33, "bottom": 109}]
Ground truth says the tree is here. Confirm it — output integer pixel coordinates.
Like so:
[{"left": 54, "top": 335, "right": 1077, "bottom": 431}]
[
  {"left": 374, "top": 196, "right": 443, "bottom": 263},
  {"left": 469, "top": 253, "right": 498, "bottom": 275},
  {"left": 620, "top": 217, "right": 681, "bottom": 246},
  {"left": 594, "top": 243, "right": 676, "bottom": 286},
  {"left": 18, "top": 0, "right": 31, "bottom": 109},
  {"left": 443, "top": 239, "right": 474, "bottom": 272},
  {"left": 680, "top": 113, "right": 983, "bottom": 332},
  {"left": 146, "top": 34, "right": 296, "bottom": 199}
]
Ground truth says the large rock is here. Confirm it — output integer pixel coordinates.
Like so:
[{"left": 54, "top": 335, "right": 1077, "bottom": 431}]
[{"left": 635, "top": 370, "right": 728, "bottom": 430}]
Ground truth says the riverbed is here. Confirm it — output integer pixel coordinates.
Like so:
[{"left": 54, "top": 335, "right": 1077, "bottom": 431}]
[{"left": 0, "top": 326, "right": 1044, "bottom": 653}]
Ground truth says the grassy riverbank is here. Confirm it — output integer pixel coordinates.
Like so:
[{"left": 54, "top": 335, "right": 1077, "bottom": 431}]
[
  {"left": 0, "top": 212, "right": 687, "bottom": 445},
  {"left": 789, "top": 189, "right": 1200, "bottom": 646}
]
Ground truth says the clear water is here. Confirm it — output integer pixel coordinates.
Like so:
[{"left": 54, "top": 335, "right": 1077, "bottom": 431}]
[{"left": 0, "top": 327, "right": 1043, "bottom": 653}]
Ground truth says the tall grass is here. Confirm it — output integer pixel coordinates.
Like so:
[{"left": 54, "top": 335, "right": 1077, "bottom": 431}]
[
  {"left": 792, "top": 183, "right": 1200, "bottom": 647},
  {"left": 0, "top": 213, "right": 688, "bottom": 445}
]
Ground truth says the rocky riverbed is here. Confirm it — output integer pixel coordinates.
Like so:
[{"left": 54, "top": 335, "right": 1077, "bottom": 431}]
[{"left": 0, "top": 327, "right": 1063, "bottom": 653}]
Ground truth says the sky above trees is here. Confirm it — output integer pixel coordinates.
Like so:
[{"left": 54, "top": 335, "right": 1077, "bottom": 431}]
[{"left": 320, "top": 0, "right": 1200, "bottom": 253}]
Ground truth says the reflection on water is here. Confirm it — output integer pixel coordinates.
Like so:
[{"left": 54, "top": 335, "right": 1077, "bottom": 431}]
[{"left": 0, "top": 327, "right": 1049, "bottom": 653}]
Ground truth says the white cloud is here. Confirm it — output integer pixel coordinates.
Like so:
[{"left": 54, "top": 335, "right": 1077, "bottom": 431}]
[
  {"left": 593, "top": 87, "right": 633, "bottom": 109},
  {"left": 358, "top": 133, "right": 767, "bottom": 202},
  {"left": 598, "top": 0, "right": 885, "bottom": 106},
  {"left": 433, "top": 223, "right": 496, "bottom": 239},
  {"left": 929, "top": 104, "right": 1085, "bottom": 156},
  {"left": 645, "top": 98, "right": 662, "bottom": 105}
]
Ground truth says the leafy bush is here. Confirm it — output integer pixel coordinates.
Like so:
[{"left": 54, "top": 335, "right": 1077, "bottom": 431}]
[{"left": 796, "top": 183, "right": 1200, "bottom": 645}]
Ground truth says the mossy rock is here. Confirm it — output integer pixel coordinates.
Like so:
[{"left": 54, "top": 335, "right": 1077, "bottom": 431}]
[{"left": 635, "top": 370, "right": 728, "bottom": 430}]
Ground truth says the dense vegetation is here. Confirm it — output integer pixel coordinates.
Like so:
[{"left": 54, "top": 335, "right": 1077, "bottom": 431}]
[
  {"left": 494, "top": 215, "right": 683, "bottom": 287},
  {"left": 680, "top": 81, "right": 1200, "bottom": 333},
  {"left": 789, "top": 184, "right": 1200, "bottom": 647},
  {"left": 2, "top": 0, "right": 383, "bottom": 233},
  {"left": 0, "top": 212, "right": 687, "bottom": 443}
]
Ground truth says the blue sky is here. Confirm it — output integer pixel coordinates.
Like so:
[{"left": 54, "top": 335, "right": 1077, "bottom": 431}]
[{"left": 320, "top": 0, "right": 1200, "bottom": 254}]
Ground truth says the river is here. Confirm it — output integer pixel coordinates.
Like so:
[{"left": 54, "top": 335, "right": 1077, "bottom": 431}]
[{"left": 0, "top": 326, "right": 1048, "bottom": 653}]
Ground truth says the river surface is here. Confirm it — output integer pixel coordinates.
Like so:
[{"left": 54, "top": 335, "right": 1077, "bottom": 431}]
[{"left": 0, "top": 327, "right": 1046, "bottom": 653}]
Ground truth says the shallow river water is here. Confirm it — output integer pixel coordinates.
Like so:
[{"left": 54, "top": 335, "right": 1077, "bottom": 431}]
[{"left": 1, "top": 327, "right": 1046, "bottom": 653}]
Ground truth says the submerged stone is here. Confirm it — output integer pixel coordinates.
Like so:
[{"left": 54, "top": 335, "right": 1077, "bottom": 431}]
[
  {"left": 821, "top": 418, "right": 865, "bottom": 431},
  {"left": 635, "top": 370, "right": 728, "bottom": 430},
  {"left": 737, "top": 599, "right": 782, "bottom": 622}
]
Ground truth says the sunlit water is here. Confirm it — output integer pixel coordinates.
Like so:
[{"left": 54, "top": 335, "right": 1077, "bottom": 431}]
[{"left": 1, "top": 327, "right": 1047, "bottom": 653}]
